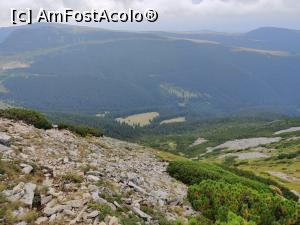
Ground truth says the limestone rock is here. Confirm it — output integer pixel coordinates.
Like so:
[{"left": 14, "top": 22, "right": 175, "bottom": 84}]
[
  {"left": 87, "top": 210, "right": 99, "bottom": 218},
  {"left": 132, "top": 207, "right": 152, "bottom": 220},
  {"left": 15, "top": 222, "right": 27, "bottom": 225},
  {"left": 0, "top": 144, "right": 11, "bottom": 153},
  {"left": 0, "top": 132, "right": 11, "bottom": 146},
  {"left": 86, "top": 171, "right": 103, "bottom": 177},
  {"left": 0, "top": 118, "right": 196, "bottom": 224},
  {"left": 35, "top": 217, "right": 48, "bottom": 224},
  {"left": 106, "top": 216, "right": 119, "bottom": 225},
  {"left": 41, "top": 195, "right": 52, "bottom": 205},
  {"left": 128, "top": 181, "right": 147, "bottom": 194},
  {"left": 87, "top": 175, "right": 100, "bottom": 182},
  {"left": 69, "top": 206, "right": 87, "bottom": 224},
  {"left": 20, "top": 163, "right": 34, "bottom": 174},
  {"left": 64, "top": 199, "right": 82, "bottom": 208},
  {"left": 3, "top": 182, "right": 36, "bottom": 206},
  {"left": 43, "top": 204, "right": 71, "bottom": 216}
]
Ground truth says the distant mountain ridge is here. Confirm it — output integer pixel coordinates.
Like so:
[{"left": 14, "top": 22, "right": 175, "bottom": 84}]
[{"left": 0, "top": 24, "right": 299, "bottom": 117}]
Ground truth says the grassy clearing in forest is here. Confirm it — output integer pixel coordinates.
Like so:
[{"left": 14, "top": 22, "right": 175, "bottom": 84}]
[{"left": 116, "top": 112, "right": 159, "bottom": 127}]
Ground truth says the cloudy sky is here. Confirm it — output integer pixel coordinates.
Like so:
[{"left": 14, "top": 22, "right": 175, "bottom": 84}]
[{"left": 2, "top": 0, "right": 300, "bottom": 31}]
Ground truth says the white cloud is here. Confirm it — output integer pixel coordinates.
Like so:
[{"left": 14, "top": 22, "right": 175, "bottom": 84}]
[{"left": 1, "top": 0, "right": 300, "bottom": 31}]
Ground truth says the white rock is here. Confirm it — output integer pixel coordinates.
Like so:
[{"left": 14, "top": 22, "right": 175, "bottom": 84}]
[
  {"left": 49, "top": 214, "right": 56, "bottom": 222},
  {"left": 43, "top": 177, "right": 53, "bottom": 187},
  {"left": 4, "top": 182, "right": 36, "bottom": 206},
  {"left": 41, "top": 195, "right": 52, "bottom": 205},
  {"left": 19, "top": 153, "right": 29, "bottom": 160},
  {"left": 82, "top": 192, "right": 91, "bottom": 201},
  {"left": 128, "top": 181, "right": 147, "bottom": 194},
  {"left": 113, "top": 201, "right": 121, "bottom": 208},
  {"left": 0, "top": 144, "right": 11, "bottom": 153},
  {"left": 15, "top": 222, "right": 27, "bottom": 225},
  {"left": 21, "top": 183, "right": 36, "bottom": 206},
  {"left": 106, "top": 216, "right": 119, "bottom": 225},
  {"left": 132, "top": 207, "right": 152, "bottom": 220},
  {"left": 43, "top": 205, "right": 71, "bottom": 216},
  {"left": 63, "top": 157, "right": 69, "bottom": 163},
  {"left": 63, "top": 209, "right": 76, "bottom": 217},
  {"left": 64, "top": 199, "right": 82, "bottom": 208},
  {"left": 87, "top": 210, "right": 99, "bottom": 218},
  {"left": 87, "top": 175, "right": 100, "bottom": 182},
  {"left": 93, "top": 217, "right": 99, "bottom": 225},
  {"left": 21, "top": 164, "right": 33, "bottom": 174},
  {"left": 150, "top": 190, "right": 168, "bottom": 200},
  {"left": 0, "top": 132, "right": 11, "bottom": 146},
  {"left": 35, "top": 217, "right": 48, "bottom": 224},
  {"left": 45, "top": 199, "right": 57, "bottom": 208},
  {"left": 69, "top": 206, "right": 87, "bottom": 224},
  {"left": 127, "top": 172, "right": 138, "bottom": 181},
  {"left": 13, "top": 182, "right": 25, "bottom": 194},
  {"left": 88, "top": 184, "right": 98, "bottom": 192},
  {"left": 86, "top": 171, "right": 103, "bottom": 177},
  {"left": 48, "top": 187, "right": 62, "bottom": 197}
]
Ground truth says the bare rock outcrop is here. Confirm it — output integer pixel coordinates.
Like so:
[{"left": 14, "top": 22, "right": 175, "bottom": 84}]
[{"left": 0, "top": 118, "right": 195, "bottom": 224}]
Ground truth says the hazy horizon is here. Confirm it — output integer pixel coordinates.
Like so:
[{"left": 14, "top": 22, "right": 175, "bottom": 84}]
[{"left": 1, "top": 22, "right": 300, "bottom": 34}]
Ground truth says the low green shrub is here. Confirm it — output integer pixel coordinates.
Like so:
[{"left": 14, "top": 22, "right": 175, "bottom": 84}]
[
  {"left": 167, "top": 161, "right": 270, "bottom": 193},
  {"left": 277, "top": 151, "right": 300, "bottom": 160},
  {"left": 219, "top": 164, "right": 299, "bottom": 201},
  {"left": 188, "top": 215, "right": 213, "bottom": 225},
  {"left": 58, "top": 123, "right": 103, "bottom": 137},
  {"left": 168, "top": 160, "right": 299, "bottom": 202},
  {"left": 214, "top": 212, "right": 256, "bottom": 225},
  {"left": 0, "top": 108, "right": 52, "bottom": 129},
  {"left": 188, "top": 180, "right": 300, "bottom": 225}
]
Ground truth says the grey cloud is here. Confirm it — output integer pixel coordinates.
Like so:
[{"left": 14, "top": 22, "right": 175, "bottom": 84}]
[{"left": 1, "top": 0, "right": 299, "bottom": 31}]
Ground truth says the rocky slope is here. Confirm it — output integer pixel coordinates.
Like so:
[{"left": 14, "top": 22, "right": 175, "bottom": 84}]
[{"left": 0, "top": 118, "right": 195, "bottom": 225}]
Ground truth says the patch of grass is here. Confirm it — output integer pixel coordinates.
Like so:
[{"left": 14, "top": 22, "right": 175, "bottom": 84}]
[
  {"left": 140, "top": 205, "right": 183, "bottom": 225},
  {"left": 0, "top": 160, "right": 20, "bottom": 182},
  {"left": 116, "top": 112, "right": 159, "bottom": 127},
  {"left": 99, "top": 191, "right": 122, "bottom": 205},
  {"left": 21, "top": 210, "right": 39, "bottom": 224},
  {"left": 87, "top": 202, "right": 112, "bottom": 221},
  {"left": 80, "top": 164, "right": 97, "bottom": 174},
  {"left": 0, "top": 108, "right": 52, "bottom": 129},
  {"left": 239, "top": 160, "right": 300, "bottom": 194},
  {"left": 120, "top": 214, "right": 145, "bottom": 225},
  {"left": 62, "top": 172, "right": 83, "bottom": 183},
  {"left": 0, "top": 200, "right": 25, "bottom": 224},
  {"left": 58, "top": 123, "right": 103, "bottom": 137},
  {"left": 222, "top": 156, "right": 238, "bottom": 167},
  {"left": 152, "top": 149, "right": 186, "bottom": 162}
]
